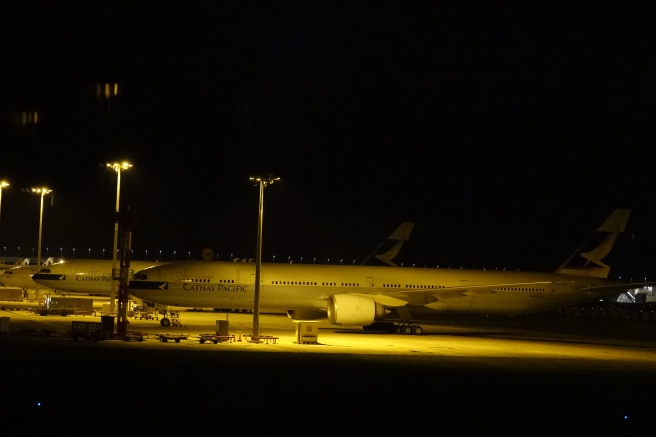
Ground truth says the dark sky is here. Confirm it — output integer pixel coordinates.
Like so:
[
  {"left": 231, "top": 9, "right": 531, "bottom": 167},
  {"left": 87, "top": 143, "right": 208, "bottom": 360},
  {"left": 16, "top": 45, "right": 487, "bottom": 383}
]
[{"left": 1, "top": 1, "right": 654, "bottom": 279}]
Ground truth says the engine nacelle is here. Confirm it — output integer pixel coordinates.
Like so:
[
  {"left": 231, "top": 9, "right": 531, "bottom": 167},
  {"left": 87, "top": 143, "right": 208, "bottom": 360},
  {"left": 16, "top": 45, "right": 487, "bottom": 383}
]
[
  {"left": 286, "top": 309, "right": 327, "bottom": 321},
  {"left": 327, "top": 294, "right": 387, "bottom": 326}
]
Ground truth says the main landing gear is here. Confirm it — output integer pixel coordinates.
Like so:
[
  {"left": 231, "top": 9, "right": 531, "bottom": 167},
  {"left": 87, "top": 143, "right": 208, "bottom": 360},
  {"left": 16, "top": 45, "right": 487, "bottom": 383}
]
[{"left": 363, "top": 321, "right": 424, "bottom": 335}]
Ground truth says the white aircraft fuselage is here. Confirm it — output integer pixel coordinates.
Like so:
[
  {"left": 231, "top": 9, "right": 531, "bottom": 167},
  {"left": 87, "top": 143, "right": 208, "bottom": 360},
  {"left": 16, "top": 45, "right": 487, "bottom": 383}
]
[
  {"left": 32, "top": 260, "right": 167, "bottom": 295},
  {"left": 128, "top": 209, "right": 639, "bottom": 328},
  {"left": 129, "top": 261, "right": 619, "bottom": 325}
]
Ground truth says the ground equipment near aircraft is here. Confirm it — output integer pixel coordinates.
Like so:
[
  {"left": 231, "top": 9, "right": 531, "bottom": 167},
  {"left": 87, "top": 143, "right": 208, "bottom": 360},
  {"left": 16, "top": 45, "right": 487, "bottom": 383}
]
[
  {"left": 133, "top": 305, "right": 159, "bottom": 320},
  {"left": 122, "top": 331, "right": 144, "bottom": 342},
  {"left": 36, "top": 297, "right": 94, "bottom": 316},
  {"left": 198, "top": 333, "right": 235, "bottom": 344},
  {"left": 71, "top": 321, "right": 104, "bottom": 341},
  {"left": 156, "top": 332, "right": 188, "bottom": 343},
  {"left": 0, "top": 288, "right": 23, "bottom": 302}
]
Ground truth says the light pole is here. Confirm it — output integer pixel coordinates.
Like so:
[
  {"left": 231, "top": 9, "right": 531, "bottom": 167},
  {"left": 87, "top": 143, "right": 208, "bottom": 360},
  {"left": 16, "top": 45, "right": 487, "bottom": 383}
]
[
  {"left": 107, "top": 161, "right": 132, "bottom": 314},
  {"left": 31, "top": 188, "right": 52, "bottom": 270},
  {"left": 0, "top": 181, "right": 9, "bottom": 230},
  {"left": 249, "top": 174, "right": 279, "bottom": 341}
]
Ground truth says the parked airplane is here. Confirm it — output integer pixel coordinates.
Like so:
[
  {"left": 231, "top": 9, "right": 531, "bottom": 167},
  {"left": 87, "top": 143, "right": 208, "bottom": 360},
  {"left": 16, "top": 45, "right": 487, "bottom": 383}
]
[
  {"left": 0, "top": 258, "right": 58, "bottom": 290},
  {"left": 0, "top": 258, "right": 31, "bottom": 277},
  {"left": 27, "top": 222, "right": 413, "bottom": 299},
  {"left": 129, "top": 209, "right": 645, "bottom": 332},
  {"left": 30, "top": 259, "right": 167, "bottom": 296}
]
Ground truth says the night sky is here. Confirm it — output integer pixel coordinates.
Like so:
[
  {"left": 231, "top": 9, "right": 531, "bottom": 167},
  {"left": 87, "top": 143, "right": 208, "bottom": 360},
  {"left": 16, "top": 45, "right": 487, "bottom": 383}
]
[{"left": 1, "top": 1, "right": 654, "bottom": 279}]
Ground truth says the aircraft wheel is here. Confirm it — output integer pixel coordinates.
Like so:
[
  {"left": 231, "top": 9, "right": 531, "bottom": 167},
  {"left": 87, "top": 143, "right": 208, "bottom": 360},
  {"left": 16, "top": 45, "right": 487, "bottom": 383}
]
[
  {"left": 175, "top": 338, "right": 180, "bottom": 343},
  {"left": 160, "top": 318, "right": 171, "bottom": 327},
  {"left": 402, "top": 325, "right": 413, "bottom": 335},
  {"left": 413, "top": 325, "right": 423, "bottom": 335}
]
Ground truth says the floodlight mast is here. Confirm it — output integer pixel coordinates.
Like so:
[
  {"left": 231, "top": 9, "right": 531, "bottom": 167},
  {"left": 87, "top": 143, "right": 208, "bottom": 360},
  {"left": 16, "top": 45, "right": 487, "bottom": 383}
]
[
  {"left": 249, "top": 174, "right": 280, "bottom": 341},
  {"left": 31, "top": 188, "right": 52, "bottom": 270},
  {"left": 107, "top": 161, "right": 132, "bottom": 315},
  {"left": 0, "top": 181, "right": 9, "bottom": 235}
]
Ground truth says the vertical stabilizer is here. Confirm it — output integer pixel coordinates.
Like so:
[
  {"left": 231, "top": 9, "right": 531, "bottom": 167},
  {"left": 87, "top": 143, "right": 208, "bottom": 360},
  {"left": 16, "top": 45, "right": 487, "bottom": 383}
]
[
  {"left": 361, "top": 222, "right": 414, "bottom": 266},
  {"left": 556, "top": 209, "right": 630, "bottom": 279}
]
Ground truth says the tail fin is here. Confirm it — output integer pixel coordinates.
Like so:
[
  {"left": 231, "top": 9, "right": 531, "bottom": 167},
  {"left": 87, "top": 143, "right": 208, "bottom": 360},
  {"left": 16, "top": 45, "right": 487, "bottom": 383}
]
[
  {"left": 556, "top": 209, "right": 630, "bottom": 279},
  {"left": 361, "top": 222, "right": 414, "bottom": 266},
  {"left": 42, "top": 257, "right": 55, "bottom": 266},
  {"left": 15, "top": 258, "right": 30, "bottom": 266}
]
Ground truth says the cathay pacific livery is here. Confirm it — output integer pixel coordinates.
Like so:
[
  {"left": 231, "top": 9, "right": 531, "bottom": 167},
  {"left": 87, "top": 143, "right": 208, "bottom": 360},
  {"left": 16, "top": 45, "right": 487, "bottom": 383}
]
[{"left": 129, "top": 209, "right": 644, "bottom": 333}]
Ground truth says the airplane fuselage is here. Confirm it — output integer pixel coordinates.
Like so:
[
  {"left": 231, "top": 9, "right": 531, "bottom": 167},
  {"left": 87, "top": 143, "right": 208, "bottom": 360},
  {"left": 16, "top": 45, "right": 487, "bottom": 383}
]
[
  {"left": 32, "top": 260, "right": 167, "bottom": 295},
  {"left": 129, "top": 261, "right": 612, "bottom": 318}
]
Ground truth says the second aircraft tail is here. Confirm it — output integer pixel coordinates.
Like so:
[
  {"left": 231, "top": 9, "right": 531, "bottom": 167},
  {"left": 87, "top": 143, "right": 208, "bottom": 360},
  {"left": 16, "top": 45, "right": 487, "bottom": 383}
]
[
  {"left": 556, "top": 208, "right": 630, "bottom": 279},
  {"left": 361, "top": 222, "right": 414, "bottom": 267}
]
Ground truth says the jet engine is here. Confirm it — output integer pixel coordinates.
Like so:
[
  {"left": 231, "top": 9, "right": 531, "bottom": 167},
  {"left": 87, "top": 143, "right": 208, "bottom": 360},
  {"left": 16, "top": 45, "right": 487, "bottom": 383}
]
[{"left": 327, "top": 294, "right": 387, "bottom": 325}]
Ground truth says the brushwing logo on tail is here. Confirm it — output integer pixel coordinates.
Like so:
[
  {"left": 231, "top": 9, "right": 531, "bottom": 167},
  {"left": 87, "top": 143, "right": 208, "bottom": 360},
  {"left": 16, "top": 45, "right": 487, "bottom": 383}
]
[{"left": 557, "top": 208, "right": 630, "bottom": 279}]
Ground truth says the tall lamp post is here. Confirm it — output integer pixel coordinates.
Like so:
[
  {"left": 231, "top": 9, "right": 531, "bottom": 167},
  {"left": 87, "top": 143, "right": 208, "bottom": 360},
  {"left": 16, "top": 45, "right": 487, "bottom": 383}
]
[
  {"left": 107, "top": 161, "right": 132, "bottom": 314},
  {"left": 0, "top": 180, "right": 9, "bottom": 220},
  {"left": 31, "top": 188, "right": 52, "bottom": 269},
  {"left": 0, "top": 180, "right": 8, "bottom": 239},
  {"left": 249, "top": 174, "right": 279, "bottom": 341}
]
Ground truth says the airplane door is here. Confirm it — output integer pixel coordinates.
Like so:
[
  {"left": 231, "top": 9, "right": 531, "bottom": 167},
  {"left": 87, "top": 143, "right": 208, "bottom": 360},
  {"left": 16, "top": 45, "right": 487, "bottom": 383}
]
[{"left": 366, "top": 277, "right": 375, "bottom": 288}]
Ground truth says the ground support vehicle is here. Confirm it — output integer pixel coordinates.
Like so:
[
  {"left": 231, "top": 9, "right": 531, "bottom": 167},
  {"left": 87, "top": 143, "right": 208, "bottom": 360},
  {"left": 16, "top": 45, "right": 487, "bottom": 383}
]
[
  {"left": 122, "top": 331, "right": 144, "bottom": 342},
  {"left": 134, "top": 306, "right": 159, "bottom": 320},
  {"left": 156, "top": 333, "right": 188, "bottom": 343},
  {"left": 37, "top": 297, "right": 94, "bottom": 317},
  {"left": 198, "top": 333, "right": 235, "bottom": 344}
]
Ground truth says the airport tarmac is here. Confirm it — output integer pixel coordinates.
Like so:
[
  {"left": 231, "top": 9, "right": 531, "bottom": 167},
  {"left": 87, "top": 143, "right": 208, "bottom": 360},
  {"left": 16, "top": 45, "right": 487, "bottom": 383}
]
[{"left": 2, "top": 307, "right": 656, "bottom": 435}]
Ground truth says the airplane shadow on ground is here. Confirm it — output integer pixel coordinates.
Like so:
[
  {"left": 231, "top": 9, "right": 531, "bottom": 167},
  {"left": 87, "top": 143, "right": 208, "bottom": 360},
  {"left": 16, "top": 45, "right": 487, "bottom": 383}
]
[{"left": 331, "top": 328, "right": 516, "bottom": 338}]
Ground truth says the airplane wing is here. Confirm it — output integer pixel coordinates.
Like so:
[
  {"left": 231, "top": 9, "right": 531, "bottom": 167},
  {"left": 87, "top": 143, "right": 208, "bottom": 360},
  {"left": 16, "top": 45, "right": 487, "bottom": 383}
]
[
  {"left": 367, "top": 280, "right": 656, "bottom": 307},
  {"left": 367, "top": 281, "right": 562, "bottom": 306},
  {"left": 580, "top": 282, "right": 656, "bottom": 295}
]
